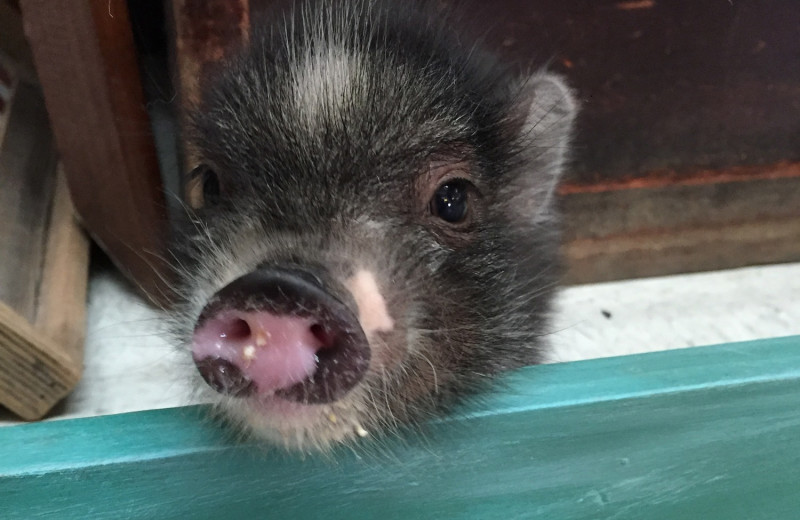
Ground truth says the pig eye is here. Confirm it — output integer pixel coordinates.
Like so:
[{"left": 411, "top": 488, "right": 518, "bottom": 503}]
[
  {"left": 190, "top": 164, "right": 221, "bottom": 206},
  {"left": 430, "top": 179, "right": 470, "bottom": 223}
]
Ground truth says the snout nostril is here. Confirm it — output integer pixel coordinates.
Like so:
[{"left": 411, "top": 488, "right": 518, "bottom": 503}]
[
  {"left": 220, "top": 318, "right": 251, "bottom": 341},
  {"left": 309, "top": 323, "right": 335, "bottom": 350},
  {"left": 194, "top": 356, "right": 255, "bottom": 397},
  {"left": 194, "top": 267, "right": 371, "bottom": 404}
]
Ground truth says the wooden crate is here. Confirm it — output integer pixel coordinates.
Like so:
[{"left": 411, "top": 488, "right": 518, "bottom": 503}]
[{"left": 0, "top": 51, "right": 89, "bottom": 420}]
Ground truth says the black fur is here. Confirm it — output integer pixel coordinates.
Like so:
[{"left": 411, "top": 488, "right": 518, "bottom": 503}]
[{"left": 169, "top": 0, "right": 576, "bottom": 450}]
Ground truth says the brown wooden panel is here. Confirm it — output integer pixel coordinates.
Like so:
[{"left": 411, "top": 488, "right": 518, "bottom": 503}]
[
  {"left": 35, "top": 165, "right": 90, "bottom": 369},
  {"left": 560, "top": 161, "right": 800, "bottom": 283},
  {"left": 561, "top": 162, "right": 800, "bottom": 241},
  {"left": 462, "top": 0, "right": 800, "bottom": 182},
  {"left": 19, "top": 0, "right": 170, "bottom": 304},
  {"left": 564, "top": 215, "right": 800, "bottom": 284}
]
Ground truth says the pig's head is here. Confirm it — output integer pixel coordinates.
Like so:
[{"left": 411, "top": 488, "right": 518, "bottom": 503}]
[{"left": 169, "top": 2, "right": 576, "bottom": 451}]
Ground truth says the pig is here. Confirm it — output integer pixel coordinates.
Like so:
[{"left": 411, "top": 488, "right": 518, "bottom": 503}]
[{"left": 168, "top": 0, "right": 576, "bottom": 452}]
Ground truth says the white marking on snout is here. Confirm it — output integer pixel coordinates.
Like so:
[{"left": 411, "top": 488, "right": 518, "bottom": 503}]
[{"left": 345, "top": 269, "right": 395, "bottom": 337}]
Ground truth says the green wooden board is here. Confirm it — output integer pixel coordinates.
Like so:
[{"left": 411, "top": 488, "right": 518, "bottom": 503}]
[{"left": 2, "top": 336, "right": 800, "bottom": 519}]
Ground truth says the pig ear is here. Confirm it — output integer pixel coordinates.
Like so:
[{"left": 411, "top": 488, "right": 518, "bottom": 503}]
[{"left": 505, "top": 72, "right": 577, "bottom": 222}]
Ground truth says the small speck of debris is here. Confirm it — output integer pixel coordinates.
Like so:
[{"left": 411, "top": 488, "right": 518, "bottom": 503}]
[
  {"left": 355, "top": 425, "right": 368, "bottom": 438},
  {"left": 255, "top": 330, "right": 270, "bottom": 347},
  {"left": 328, "top": 413, "right": 338, "bottom": 424},
  {"left": 601, "top": 310, "right": 612, "bottom": 319},
  {"left": 242, "top": 345, "right": 257, "bottom": 361}
]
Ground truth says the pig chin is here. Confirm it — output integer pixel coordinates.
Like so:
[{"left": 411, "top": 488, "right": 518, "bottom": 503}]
[
  {"left": 189, "top": 267, "right": 405, "bottom": 450},
  {"left": 221, "top": 387, "right": 377, "bottom": 451}
]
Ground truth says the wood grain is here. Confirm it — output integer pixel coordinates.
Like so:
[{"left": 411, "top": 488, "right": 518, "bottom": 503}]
[
  {"left": 34, "top": 165, "right": 90, "bottom": 366},
  {"left": 561, "top": 162, "right": 800, "bottom": 240},
  {"left": 0, "top": 57, "right": 88, "bottom": 419},
  {"left": 564, "top": 216, "right": 800, "bottom": 284},
  {"left": 1, "top": 335, "right": 799, "bottom": 519},
  {"left": 0, "top": 302, "right": 81, "bottom": 420},
  {"left": 561, "top": 161, "right": 800, "bottom": 283},
  {"left": 0, "top": 162, "right": 88, "bottom": 420},
  {"left": 0, "top": 81, "right": 56, "bottom": 322}
]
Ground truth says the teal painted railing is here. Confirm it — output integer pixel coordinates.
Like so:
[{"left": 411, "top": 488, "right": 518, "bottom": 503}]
[{"left": 2, "top": 336, "right": 800, "bottom": 519}]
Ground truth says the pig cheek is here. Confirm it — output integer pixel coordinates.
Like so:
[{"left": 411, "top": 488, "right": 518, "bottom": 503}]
[{"left": 344, "top": 269, "right": 405, "bottom": 370}]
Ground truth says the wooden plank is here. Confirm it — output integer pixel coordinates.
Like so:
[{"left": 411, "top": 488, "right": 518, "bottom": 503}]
[
  {"left": 0, "top": 34, "right": 88, "bottom": 419},
  {"left": 560, "top": 161, "right": 800, "bottom": 283},
  {"left": 0, "top": 302, "right": 81, "bottom": 420},
  {"left": 0, "top": 80, "right": 56, "bottom": 322},
  {"left": 561, "top": 162, "right": 800, "bottom": 282},
  {"left": 19, "top": 0, "right": 170, "bottom": 304},
  {"left": 33, "top": 165, "right": 90, "bottom": 369},
  {"left": 564, "top": 215, "right": 800, "bottom": 284},
  {"left": 0, "top": 152, "right": 87, "bottom": 419},
  {"left": 213, "top": 0, "right": 800, "bottom": 180},
  {"left": 560, "top": 162, "right": 800, "bottom": 241},
  {"left": 2, "top": 336, "right": 799, "bottom": 519},
  {"left": 470, "top": 0, "right": 800, "bottom": 180}
]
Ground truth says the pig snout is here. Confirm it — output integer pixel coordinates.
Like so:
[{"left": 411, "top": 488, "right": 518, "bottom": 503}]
[{"left": 191, "top": 267, "right": 371, "bottom": 404}]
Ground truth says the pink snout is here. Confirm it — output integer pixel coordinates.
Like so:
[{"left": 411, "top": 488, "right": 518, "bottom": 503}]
[
  {"left": 193, "top": 311, "right": 328, "bottom": 396},
  {"left": 191, "top": 268, "right": 370, "bottom": 404}
]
